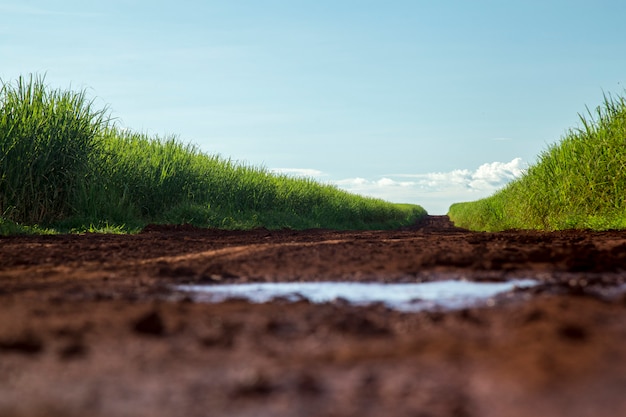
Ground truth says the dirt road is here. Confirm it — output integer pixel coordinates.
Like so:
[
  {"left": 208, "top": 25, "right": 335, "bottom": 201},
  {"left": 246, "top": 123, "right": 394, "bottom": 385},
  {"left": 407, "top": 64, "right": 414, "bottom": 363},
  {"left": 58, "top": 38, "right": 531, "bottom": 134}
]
[{"left": 1, "top": 216, "right": 626, "bottom": 416}]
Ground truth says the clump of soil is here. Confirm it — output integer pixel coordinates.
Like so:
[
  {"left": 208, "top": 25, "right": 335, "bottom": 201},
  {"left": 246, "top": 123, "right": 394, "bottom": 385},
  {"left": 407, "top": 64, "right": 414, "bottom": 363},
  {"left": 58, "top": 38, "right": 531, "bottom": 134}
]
[{"left": 1, "top": 216, "right": 626, "bottom": 416}]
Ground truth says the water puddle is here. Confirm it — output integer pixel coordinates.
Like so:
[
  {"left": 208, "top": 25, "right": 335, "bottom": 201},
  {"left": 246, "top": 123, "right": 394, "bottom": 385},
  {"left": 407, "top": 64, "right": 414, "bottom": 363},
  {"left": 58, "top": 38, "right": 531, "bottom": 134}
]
[{"left": 178, "top": 279, "right": 538, "bottom": 312}]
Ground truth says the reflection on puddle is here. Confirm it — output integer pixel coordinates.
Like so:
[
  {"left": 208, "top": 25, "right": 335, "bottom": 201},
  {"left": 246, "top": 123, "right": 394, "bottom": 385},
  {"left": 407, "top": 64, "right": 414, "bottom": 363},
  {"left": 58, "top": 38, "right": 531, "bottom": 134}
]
[{"left": 178, "top": 279, "right": 538, "bottom": 311}]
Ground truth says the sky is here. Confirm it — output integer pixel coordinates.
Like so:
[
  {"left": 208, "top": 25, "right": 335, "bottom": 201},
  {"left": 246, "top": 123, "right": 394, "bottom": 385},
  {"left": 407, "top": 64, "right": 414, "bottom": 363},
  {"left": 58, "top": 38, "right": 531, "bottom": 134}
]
[{"left": 2, "top": 0, "right": 625, "bottom": 214}]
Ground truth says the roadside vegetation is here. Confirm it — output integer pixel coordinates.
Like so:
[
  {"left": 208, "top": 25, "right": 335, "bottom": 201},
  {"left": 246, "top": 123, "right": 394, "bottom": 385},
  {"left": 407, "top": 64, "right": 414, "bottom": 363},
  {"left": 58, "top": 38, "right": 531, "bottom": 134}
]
[
  {"left": 0, "top": 75, "right": 426, "bottom": 235},
  {"left": 449, "top": 92, "right": 626, "bottom": 231}
]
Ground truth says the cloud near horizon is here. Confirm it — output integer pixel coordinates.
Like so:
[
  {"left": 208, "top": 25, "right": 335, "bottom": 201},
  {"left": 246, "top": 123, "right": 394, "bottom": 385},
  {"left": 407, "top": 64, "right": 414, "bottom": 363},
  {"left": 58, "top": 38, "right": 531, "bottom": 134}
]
[
  {"left": 410, "top": 157, "right": 525, "bottom": 190},
  {"left": 333, "top": 158, "right": 526, "bottom": 214},
  {"left": 335, "top": 157, "right": 524, "bottom": 188}
]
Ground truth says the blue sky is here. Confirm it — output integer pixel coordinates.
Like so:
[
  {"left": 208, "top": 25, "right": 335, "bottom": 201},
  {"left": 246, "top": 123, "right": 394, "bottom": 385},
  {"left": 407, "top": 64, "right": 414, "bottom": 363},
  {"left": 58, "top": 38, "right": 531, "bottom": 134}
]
[{"left": 2, "top": 1, "right": 625, "bottom": 213}]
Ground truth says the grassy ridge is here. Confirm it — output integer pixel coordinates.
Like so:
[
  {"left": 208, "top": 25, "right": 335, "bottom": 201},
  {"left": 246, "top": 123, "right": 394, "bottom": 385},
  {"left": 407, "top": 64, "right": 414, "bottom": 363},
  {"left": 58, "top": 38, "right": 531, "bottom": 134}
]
[
  {"left": 0, "top": 75, "right": 426, "bottom": 234},
  {"left": 449, "top": 93, "right": 626, "bottom": 231}
]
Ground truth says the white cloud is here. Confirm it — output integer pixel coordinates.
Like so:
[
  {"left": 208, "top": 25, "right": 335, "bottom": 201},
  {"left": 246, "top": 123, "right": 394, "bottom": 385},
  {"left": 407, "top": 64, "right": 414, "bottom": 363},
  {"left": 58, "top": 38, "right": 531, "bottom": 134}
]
[
  {"left": 388, "top": 158, "right": 525, "bottom": 191},
  {"left": 332, "top": 158, "right": 526, "bottom": 215},
  {"left": 268, "top": 158, "right": 526, "bottom": 214},
  {"left": 469, "top": 159, "right": 524, "bottom": 189}
]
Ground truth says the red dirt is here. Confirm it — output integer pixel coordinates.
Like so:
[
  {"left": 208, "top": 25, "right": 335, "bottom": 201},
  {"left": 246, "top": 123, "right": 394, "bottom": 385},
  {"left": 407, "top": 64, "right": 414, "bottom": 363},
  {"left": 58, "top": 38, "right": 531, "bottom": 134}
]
[{"left": 2, "top": 215, "right": 626, "bottom": 416}]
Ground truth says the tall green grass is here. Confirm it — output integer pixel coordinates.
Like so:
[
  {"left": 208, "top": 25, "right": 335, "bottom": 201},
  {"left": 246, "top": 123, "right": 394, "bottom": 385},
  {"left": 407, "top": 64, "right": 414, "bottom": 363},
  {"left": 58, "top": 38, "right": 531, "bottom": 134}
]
[
  {"left": 0, "top": 74, "right": 109, "bottom": 224},
  {"left": 449, "top": 92, "right": 626, "bottom": 231},
  {"left": 0, "top": 75, "right": 425, "bottom": 233}
]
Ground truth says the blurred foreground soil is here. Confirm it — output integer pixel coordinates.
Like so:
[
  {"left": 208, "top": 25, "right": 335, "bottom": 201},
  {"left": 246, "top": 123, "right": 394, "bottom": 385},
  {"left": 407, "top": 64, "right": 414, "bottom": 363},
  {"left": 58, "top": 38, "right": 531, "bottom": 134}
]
[{"left": 2, "top": 216, "right": 626, "bottom": 416}]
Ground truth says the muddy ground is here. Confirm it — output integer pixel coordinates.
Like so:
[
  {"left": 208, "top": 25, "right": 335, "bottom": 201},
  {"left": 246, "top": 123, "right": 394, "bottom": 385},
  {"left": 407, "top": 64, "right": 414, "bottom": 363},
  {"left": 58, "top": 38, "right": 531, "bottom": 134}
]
[{"left": 2, "top": 215, "right": 626, "bottom": 416}]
